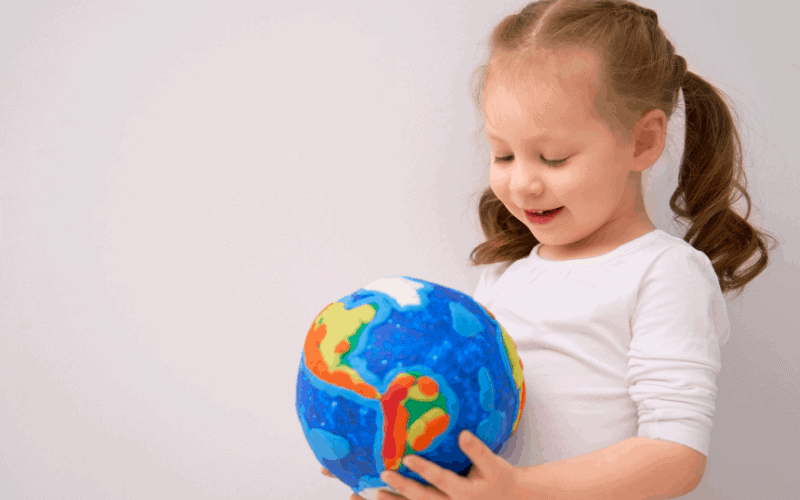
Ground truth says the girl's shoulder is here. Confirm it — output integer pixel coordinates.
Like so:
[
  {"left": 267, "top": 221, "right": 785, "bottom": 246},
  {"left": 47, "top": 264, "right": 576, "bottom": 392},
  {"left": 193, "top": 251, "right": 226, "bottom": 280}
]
[{"left": 643, "top": 230, "right": 718, "bottom": 278}]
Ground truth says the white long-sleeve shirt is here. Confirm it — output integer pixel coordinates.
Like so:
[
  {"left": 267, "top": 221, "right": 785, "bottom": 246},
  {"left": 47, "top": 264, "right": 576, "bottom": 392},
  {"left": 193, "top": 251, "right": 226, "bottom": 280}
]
[{"left": 472, "top": 228, "right": 730, "bottom": 466}]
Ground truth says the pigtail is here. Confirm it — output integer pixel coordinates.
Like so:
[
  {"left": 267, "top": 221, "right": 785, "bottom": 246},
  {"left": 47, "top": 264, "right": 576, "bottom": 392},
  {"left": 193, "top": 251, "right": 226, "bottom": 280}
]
[{"left": 670, "top": 70, "right": 778, "bottom": 299}]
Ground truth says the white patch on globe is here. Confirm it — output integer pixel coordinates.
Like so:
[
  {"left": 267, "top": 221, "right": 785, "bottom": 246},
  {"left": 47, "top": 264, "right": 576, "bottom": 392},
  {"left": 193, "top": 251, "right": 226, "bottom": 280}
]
[{"left": 362, "top": 277, "right": 424, "bottom": 307}]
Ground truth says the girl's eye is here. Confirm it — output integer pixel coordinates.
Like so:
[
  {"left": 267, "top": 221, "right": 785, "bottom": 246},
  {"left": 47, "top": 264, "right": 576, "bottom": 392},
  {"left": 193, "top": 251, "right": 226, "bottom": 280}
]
[{"left": 493, "top": 155, "right": 568, "bottom": 166}]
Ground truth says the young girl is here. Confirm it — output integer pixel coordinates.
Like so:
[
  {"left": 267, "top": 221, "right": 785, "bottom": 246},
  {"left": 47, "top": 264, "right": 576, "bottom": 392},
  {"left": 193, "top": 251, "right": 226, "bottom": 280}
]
[{"left": 324, "top": 1, "right": 777, "bottom": 498}]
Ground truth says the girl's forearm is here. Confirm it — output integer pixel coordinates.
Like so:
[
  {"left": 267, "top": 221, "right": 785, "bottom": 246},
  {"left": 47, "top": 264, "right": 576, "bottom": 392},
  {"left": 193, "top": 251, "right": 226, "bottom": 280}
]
[{"left": 517, "top": 436, "right": 706, "bottom": 500}]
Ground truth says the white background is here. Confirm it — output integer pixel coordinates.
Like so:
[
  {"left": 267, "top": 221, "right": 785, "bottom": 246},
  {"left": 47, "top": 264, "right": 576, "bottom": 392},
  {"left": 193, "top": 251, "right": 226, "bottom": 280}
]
[{"left": 2, "top": 0, "right": 798, "bottom": 499}]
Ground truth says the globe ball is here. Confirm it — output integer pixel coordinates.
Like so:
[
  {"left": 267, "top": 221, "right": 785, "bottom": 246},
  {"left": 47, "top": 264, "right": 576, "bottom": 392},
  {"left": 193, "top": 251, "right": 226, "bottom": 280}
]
[{"left": 295, "top": 276, "right": 526, "bottom": 498}]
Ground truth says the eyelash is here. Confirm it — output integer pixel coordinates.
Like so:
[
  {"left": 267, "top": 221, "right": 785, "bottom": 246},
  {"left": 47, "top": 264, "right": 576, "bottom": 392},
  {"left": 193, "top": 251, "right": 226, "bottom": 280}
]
[{"left": 494, "top": 155, "right": 568, "bottom": 166}]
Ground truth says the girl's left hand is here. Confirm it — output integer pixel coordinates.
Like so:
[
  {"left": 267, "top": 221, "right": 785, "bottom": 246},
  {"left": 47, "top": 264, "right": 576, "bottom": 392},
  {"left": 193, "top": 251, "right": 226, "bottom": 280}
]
[{"left": 377, "top": 430, "right": 529, "bottom": 500}]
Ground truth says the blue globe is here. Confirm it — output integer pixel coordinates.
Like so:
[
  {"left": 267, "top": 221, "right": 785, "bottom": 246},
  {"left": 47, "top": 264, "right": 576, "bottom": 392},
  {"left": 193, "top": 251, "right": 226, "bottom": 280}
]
[{"left": 295, "top": 276, "right": 526, "bottom": 497}]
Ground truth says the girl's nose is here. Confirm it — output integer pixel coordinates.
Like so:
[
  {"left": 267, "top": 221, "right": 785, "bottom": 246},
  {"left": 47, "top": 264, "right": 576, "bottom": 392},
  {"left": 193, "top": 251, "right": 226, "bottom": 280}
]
[{"left": 509, "top": 162, "right": 544, "bottom": 194}]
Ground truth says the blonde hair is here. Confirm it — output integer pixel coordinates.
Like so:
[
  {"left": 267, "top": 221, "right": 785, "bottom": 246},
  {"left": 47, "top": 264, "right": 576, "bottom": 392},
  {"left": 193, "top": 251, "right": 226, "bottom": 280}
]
[{"left": 468, "top": 0, "right": 778, "bottom": 300}]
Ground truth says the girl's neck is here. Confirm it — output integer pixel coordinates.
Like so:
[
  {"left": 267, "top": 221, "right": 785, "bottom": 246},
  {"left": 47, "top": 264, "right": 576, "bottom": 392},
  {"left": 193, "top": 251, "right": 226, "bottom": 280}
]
[{"left": 537, "top": 219, "right": 656, "bottom": 261}]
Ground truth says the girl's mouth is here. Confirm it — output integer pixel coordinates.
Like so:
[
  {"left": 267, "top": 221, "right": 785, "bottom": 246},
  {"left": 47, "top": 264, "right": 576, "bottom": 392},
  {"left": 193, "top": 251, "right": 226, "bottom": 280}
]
[{"left": 525, "top": 206, "right": 564, "bottom": 224}]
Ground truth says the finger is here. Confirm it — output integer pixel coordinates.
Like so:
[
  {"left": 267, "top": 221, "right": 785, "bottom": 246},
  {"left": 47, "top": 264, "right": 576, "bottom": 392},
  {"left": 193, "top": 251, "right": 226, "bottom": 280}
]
[
  {"left": 459, "top": 431, "right": 504, "bottom": 478},
  {"left": 459, "top": 431, "right": 489, "bottom": 466},
  {"left": 321, "top": 467, "right": 335, "bottom": 478}
]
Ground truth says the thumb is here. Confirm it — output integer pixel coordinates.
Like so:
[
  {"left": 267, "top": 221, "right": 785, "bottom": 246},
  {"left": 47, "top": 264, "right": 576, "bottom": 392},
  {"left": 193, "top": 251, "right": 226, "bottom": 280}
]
[
  {"left": 459, "top": 430, "right": 506, "bottom": 479},
  {"left": 459, "top": 430, "right": 491, "bottom": 461}
]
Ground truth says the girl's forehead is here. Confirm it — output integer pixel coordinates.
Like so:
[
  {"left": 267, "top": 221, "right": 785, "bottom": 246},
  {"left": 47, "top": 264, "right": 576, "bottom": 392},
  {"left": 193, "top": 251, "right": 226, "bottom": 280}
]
[{"left": 483, "top": 82, "right": 594, "bottom": 132}]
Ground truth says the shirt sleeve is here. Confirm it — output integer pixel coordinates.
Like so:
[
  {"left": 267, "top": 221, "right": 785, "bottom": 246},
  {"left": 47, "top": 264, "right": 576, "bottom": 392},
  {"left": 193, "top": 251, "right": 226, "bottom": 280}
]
[
  {"left": 472, "top": 260, "right": 511, "bottom": 305},
  {"left": 626, "top": 245, "right": 731, "bottom": 457}
]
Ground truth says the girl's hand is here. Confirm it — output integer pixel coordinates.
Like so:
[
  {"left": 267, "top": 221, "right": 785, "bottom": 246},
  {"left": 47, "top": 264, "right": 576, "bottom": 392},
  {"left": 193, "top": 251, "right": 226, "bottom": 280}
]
[{"left": 377, "top": 430, "right": 527, "bottom": 500}]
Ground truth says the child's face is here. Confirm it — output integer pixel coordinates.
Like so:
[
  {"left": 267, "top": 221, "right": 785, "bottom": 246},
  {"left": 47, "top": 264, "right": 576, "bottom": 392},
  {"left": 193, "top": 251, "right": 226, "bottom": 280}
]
[{"left": 483, "top": 54, "right": 649, "bottom": 257}]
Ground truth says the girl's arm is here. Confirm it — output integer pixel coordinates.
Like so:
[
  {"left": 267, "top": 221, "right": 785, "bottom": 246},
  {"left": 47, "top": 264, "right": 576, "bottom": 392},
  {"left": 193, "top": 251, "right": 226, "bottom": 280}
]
[{"left": 518, "top": 436, "right": 706, "bottom": 500}]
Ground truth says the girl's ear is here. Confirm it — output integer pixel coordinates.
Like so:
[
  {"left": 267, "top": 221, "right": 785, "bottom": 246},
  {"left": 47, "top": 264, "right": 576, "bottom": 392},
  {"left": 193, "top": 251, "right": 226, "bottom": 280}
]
[{"left": 631, "top": 108, "right": 667, "bottom": 172}]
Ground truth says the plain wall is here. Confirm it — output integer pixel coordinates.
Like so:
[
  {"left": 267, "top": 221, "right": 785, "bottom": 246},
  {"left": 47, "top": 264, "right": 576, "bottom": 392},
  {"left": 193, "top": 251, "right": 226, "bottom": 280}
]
[{"left": 2, "top": 0, "right": 798, "bottom": 498}]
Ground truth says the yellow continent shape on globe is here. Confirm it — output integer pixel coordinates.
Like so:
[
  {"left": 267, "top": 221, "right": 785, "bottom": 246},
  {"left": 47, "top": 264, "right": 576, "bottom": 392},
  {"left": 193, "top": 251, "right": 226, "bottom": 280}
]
[
  {"left": 316, "top": 302, "right": 378, "bottom": 392},
  {"left": 500, "top": 324, "right": 526, "bottom": 435}
]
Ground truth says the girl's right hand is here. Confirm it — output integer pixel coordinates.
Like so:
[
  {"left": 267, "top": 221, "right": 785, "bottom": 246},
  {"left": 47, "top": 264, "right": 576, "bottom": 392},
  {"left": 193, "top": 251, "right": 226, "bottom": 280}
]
[{"left": 321, "top": 468, "right": 367, "bottom": 500}]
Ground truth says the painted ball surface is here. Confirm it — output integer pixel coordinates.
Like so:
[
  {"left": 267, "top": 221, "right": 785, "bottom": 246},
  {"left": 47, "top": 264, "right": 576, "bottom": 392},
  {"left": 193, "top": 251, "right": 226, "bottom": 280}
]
[{"left": 295, "top": 276, "right": 526, "bottom": 497}]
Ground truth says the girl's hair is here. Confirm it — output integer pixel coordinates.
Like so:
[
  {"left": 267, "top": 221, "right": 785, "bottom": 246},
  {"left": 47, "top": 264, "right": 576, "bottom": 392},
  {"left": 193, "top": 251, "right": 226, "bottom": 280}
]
[{"left": 467, "top": 0, "right": 778, "bottom": 300}]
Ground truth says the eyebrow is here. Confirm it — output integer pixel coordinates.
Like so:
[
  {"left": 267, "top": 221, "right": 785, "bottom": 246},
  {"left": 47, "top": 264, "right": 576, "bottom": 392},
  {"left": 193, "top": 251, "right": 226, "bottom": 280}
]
[{"left": 487, "top": 131, "right": 565, "bottom": 143}]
